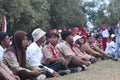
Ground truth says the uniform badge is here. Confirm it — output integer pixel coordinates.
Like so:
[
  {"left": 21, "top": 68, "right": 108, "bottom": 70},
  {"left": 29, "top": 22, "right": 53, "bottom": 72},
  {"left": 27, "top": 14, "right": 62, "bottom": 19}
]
[{"left": 10, "top": 52, "right": 15, "bottom": 59}]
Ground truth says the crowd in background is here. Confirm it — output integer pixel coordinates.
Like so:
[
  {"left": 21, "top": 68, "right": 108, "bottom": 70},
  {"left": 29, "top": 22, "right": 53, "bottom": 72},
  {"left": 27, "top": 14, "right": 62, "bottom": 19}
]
[{"left": 0, "top": 18, "right": 120, "bottom": 80}]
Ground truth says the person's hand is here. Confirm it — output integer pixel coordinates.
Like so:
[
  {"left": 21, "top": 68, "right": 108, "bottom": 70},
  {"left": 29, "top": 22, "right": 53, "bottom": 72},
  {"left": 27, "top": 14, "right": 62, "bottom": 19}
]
[
  {"left": 91, "top": 56, "right": 97, "bottom": 61},
  {"left": 14, "top": 75, "right": 21, "bottom": 80},
  {"left": 30, "top": 70, "right": 41, "bottom": 77},
  {"left": 61, "top": 58, "right": 68, "bottom": 65},
  {"left": 57, "top": 57, "right": 67, "bottom": 64},
  {"left": 85, "top": 61, "right": 90, "bottom": 67},
  {"left": 96, "top": 52, "right": 102, "bottom": 57},
  {"left": 10, "top": 74, "right": 20, "bottom": 80},
  {"left": 52, "top": 71, "right": 61, "bottom": 77}
]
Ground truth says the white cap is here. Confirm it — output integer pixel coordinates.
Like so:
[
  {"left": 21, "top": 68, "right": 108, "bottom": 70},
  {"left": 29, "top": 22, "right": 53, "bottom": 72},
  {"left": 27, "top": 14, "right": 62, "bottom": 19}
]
[
  {"left": 73, "top": 35, "right": 83, "bottom": 42},
  {"left": 32, "top": 28, "right": 46, "bottom": 42},
  {"left": 58, "top": 29, "right": 62, "bottom": 33},
  {"left": 111, "top": 34, "right": 116, "bottom": 39}
]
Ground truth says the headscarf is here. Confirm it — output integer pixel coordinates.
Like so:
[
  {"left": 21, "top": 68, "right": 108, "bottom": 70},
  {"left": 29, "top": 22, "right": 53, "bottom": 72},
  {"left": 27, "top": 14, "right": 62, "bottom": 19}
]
[
  {"left": 62, "top": 26, "right": 66, "bottom": 32},
  {"left": 6, "top": 30, "right": 27, "bottom": 67},
  {"left": 102, "top": 24, "right": 107, "bottom": 31}
]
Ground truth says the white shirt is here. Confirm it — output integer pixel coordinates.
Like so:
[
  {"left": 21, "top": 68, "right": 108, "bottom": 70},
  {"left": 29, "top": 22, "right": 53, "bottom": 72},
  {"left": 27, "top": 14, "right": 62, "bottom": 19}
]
[
  {"left": 105, "top": 41, "right": 116, "bottom": 55},
  {"left": 26, "top": 42, "right": 54, "bottom": 73},
  {"left": 102, "top": 29, "right": 109, "bottom": 38},
  {"left": 0, "top": 45, "right": 6, "bottom": 61}
]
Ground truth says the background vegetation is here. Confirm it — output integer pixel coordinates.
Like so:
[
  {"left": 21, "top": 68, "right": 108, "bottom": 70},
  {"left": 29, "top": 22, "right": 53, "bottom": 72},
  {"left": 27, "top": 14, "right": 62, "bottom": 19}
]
[{"left": 0, "top": 0, "right": 119, "bottom": 35}]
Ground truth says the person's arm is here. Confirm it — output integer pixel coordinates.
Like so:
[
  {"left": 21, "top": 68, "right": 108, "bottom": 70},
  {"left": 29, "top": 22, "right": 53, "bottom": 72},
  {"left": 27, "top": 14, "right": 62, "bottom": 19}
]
[
  {"left": 2, "top": 51, "right": 31, "bottom": 72},
  {"left": 83, "top": 43, "right": 100, "bottom": 55},
  {"left": 0, "top": 67, "right": 17, "bottom": 80},
  {"left": 0, "top": 62, "right": 13, "bottom": 75},
  {"left": 43, "top": 66, "right": 60, "bottom": 77},
  {"left": 0, "top": 62, "right": 21, "bottom": 80}
]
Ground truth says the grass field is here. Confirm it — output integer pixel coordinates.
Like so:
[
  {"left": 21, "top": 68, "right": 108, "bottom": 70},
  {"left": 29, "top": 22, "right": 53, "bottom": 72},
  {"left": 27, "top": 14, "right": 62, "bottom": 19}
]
[{"left": 47, "top": 60, "right": 120, "bottom": 80}]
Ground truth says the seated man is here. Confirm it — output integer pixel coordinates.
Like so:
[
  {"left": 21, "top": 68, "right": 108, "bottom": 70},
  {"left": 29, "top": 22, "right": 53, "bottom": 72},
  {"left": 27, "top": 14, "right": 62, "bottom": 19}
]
[
  {"left": 0, "top": 32, "right": 20, "bottom": 80},
  {"left": 82, "top": 35, "right": 102, "bottom": 58},
  {"left": 73, "top": 35, "right": 96, "bottom": 63},
  {"left": 95, "top": 34, "right": 112, "bottom": 59},
  {"left": 43, "top": 33, "right": 70, "bottom": 74},
  {"left": 26, "top": 28, "right": 60, "bottom": 77},
  {"left": 56, "top": 31, "right": 90, "bottom": 69}
]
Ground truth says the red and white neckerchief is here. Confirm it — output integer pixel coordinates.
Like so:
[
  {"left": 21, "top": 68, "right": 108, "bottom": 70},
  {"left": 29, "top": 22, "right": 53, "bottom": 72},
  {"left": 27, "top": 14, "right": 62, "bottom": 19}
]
[
  {"left": 74, "top": 43, "right": 85, "bottom": 54},
  {"left": 89, "top": 42, "right": 96, "bottom": 50},
  {"left": 96, "top": 41, "right": 103, "bottom": 49},
  {"left": 49, "top": 43, "right": 59, "bottom": 58},
  {"left": 70, "top": 45, "right": 76, "bottom": 54}
]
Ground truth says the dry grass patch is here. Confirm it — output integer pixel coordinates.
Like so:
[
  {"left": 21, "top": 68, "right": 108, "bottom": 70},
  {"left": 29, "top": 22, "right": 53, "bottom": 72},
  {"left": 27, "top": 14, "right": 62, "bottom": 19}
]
[{"left": 47, "top": 60, "right": 120, "bottom": 80}]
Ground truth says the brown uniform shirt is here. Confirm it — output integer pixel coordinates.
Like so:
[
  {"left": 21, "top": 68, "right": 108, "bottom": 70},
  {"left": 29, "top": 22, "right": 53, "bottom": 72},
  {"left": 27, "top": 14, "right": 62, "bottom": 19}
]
[
  {"left": 2, "top": 51, "right": 40, "bottom": 72},
  {"left": 42, "top": 43, "right": 62, "bottom": 64},
  {"left": 56, "top": 41, "right": 76, "bottom": 57}
]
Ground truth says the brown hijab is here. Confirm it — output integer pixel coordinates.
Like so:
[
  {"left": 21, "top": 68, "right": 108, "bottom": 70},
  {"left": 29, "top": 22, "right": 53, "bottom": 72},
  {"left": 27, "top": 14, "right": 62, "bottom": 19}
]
[{"left": 7, "top": 30, "right": 27, "bottom": 68}]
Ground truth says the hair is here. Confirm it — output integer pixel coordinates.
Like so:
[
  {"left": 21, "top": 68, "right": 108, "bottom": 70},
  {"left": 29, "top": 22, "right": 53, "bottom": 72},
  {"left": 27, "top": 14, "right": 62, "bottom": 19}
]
[
  {"left": 0, "top": 32, "right": 8, "bottom": 45},
  {"left": 95, "top": 34, "right": 103, "bottom": 40},
  {"left": 61, "top": 31, "right": 72, "bottom": 40},
  {"left": 48, "top": 33, "right": 59, "bottom": 38},
  {"left": 6, "top": 30, "right": 27, "bottom": 67},
  {"left": 87, "top": 34, "right": 93, "bottom": 39}
]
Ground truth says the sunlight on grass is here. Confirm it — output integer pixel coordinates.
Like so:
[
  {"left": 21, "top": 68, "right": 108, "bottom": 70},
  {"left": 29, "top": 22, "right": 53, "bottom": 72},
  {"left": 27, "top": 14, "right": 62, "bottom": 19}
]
[{"left": 47, "top": 60, "right": 120, "bottom": 80}]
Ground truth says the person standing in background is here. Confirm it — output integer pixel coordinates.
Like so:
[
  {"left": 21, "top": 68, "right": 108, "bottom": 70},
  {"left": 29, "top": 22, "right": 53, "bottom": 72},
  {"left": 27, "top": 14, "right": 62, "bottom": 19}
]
[
  {"left": 101, "top": 24, "right": 109, "bottom": 50},
  {"left": 113, "top": 18, "right": 120, "bottom": 61}
]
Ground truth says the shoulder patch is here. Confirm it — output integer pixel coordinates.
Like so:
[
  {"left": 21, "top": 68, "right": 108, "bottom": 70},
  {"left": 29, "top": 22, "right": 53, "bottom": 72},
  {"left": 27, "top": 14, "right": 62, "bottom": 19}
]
[{"left": 10, "top": 52, "right": 15, "bottom": 59}]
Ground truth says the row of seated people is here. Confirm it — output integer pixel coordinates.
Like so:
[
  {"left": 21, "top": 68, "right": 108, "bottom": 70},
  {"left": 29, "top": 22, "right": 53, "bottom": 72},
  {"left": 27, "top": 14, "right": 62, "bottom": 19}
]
[{"left": 0, "top": 28, "right": 113, "bottom": 80}]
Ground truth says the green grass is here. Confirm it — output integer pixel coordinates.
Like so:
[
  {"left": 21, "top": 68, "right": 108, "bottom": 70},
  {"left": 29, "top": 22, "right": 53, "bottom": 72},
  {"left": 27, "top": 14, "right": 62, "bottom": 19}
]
[{"left": 47, "top": 60, "right": 120, "bottom": 80}]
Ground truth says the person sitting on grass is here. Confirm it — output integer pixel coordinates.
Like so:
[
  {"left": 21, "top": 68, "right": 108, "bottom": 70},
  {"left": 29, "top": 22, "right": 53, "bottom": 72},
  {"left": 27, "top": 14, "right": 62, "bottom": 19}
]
[
  {"left": 56, "top": 31, "right": 90, "bottom": 70},
  {"left": 94, "top": 34, "right": 112, "bottom": 59},
  {"left": 26, "top": 28, "right": 60, "bottom": 78},
  {"left": 3, "top": 30, "right": 46, "bottom": 80},
  {"left": 43, "top": 32, "right": 70, "bottom": 75},
  {"left": 82, "top": 35, "right": 103, "bottom": 60},
  {"left": 105, "top": 34, "right": 116, "bottom": 58},
  {"left": 73, "top": 35, "right": 96, "bottom": 63},
  {"left": 0, "top": 32, "right": 20, "bottom": 80}
]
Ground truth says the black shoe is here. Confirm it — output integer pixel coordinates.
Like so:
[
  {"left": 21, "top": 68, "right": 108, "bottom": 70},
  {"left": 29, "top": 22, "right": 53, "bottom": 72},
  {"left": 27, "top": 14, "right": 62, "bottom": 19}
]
[
  {"left": 112, "top": 58, "right": 118, "bottom": 61},
  {"left": 90, "top": 59, "right": 96, "bottom": 64},
  {"left": 69, "top": 67, "right": 82, "bottom": 73},
  {"left": 58, "top": 70, "right": 70, "bottom": 75},
  {"left": 81, "top": 65, "right": 89, "bottom": 71}
]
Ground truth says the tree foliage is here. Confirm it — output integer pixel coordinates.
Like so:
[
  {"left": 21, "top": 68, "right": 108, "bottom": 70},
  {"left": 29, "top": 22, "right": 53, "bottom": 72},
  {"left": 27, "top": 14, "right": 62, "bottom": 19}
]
[
  {"left": 82, "top": 0, "right": 120, "bottom": 29},
  {"left": 0, "top": 0, "right": 119, "bottom": 35},
  {"left": 0, "top": 0, "right": 50, "bottom": 35},
  {"left": 47, "top": 0, "right": 86, "bottom": 29}
]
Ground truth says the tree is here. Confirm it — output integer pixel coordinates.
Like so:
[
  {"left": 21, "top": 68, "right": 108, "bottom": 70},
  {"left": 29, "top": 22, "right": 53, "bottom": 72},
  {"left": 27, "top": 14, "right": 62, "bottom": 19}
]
[
  {"left": 48, "top": 0, "right": 86, "bottom": 29},
  {"left": 0, "top": 0, "right": 50, "bottom": 35},
  {"left": 82, "top": 0, "right": 120, "bottom": 29}
]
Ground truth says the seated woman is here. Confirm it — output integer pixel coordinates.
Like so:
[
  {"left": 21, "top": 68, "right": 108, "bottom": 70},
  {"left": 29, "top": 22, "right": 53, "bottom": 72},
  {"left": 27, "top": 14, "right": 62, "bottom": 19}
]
[{"left": 2, "top": 30, "right": 46, "bottom": 80}]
